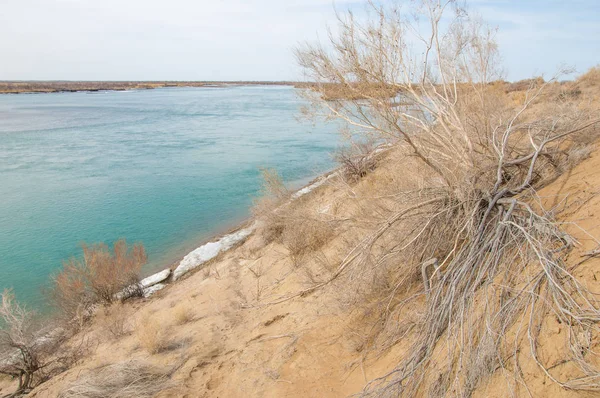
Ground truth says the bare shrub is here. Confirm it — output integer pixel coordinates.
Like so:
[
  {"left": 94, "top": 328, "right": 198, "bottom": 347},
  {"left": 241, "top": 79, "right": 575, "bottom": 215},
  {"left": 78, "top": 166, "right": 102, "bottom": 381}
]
[
  {"left": 0, "top": 290, "right": 78, "bottom": 395},
  {"left": 253, "top": 168, "right": 295, "bottom": 248},
  {"left": 136, "top": 315, "right": 168, "bottom": 354},
  {"left": 51, "top": 239, "right": 147, "bottom": 322},
  {"left": 334, "top": 139, "right": 378, "bottom": 182},
  {"left": 260, "top": 217, "right": 286, "bottom": 244},
  {"left": 58, "top": 360, "right": 172, "bottom": 398},
  {"left": 252, "top": 166, "right": 336, "bottom": 267},
  {"left": 0, "top": 289, "right": 43, "bottom": 394},
  {"left": 295, "top": 0, "right": 600, "bottom": 395}
]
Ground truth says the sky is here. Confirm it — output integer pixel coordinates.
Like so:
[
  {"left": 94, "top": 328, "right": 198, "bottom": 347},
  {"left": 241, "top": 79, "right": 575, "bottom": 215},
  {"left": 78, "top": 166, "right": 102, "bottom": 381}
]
[{"left": 0, "top": 0, "right": 598, "bottom": 81}]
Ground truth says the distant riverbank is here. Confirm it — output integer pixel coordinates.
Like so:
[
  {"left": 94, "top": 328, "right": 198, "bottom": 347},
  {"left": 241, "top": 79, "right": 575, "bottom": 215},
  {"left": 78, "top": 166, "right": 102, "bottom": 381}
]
[{"left": 0, "top": 81, "right": 301, "bottom": 94}]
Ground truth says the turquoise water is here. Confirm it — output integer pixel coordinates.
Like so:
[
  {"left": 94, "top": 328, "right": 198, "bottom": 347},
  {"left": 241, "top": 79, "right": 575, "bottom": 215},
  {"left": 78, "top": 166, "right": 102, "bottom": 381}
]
[{"left": 0, "top": 86, "right": 339, "bottom": 308}]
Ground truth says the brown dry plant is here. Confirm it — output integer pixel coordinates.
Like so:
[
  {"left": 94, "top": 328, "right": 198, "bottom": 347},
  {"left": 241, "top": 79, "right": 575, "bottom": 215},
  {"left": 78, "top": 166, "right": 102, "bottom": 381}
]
[
  {"left": 171, "top": 303, "right": 194, "bottom": 325},
  {"left": 136, "top": 315, "right": 169, "bottom": 354},
  {"left": 99, "top": 302, "right": 132, "bottom": 340},
  {"left": 0, "top": 290, "right": 80, "bottom": 395},
  {"left": 50, "top": 239, "right": 147, "bottom": 323},
  {"left": 58, "top": 360, "right": 173, "bottom": 398}
]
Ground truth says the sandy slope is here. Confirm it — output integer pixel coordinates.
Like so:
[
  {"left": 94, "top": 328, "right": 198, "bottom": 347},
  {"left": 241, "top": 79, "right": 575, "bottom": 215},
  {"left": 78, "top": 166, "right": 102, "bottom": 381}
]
[
  {"left": 472, "top": 144, "right": 600, "bottom": 398},
  {"left": 22, "top": 141, "right": 600, "bottom": 397}
]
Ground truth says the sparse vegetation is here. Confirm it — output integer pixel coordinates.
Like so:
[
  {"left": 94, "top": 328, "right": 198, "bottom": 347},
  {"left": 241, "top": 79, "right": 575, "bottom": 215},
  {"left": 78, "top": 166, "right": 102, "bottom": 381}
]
[
  {"left": 281, "top": 217, "right": 334, "bottom": 267},
  {"left": 0, "top": 290, "right": 77, "bottom": 395},
  {"left": 50, "top": 239, "right": 147, "bottom": 324},
  {"left": 136, "top": 315, "right": 169, "bottom": 354},
  {"left": 99, "top": 302, "right": 132, "bottom": 340},
  {"left": 58, "top": 360, "right": 173, "bottom": 398},
  {"left": 2, "top": 3, "right": 600, "bottom": 397},
  {"left": 253, "top": 166, "right": 336, "bottom": 264}
]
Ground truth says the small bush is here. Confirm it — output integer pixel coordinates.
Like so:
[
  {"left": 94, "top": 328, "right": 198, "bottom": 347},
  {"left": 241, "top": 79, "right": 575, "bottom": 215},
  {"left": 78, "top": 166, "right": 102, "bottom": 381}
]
[
  {"left": 0, "top": 290, "right": 77, "bottom": 395},
  {"left": 137, "top": 316, "right": 168, "bottom": 354},
  {"left": 334, "top": 140, "right": 378, "bottom": 182},
  {"left": 59, "top": 360, "right": 172, "bottom": 398},
  {"left": 252, "top": 168, "right": 290, "bottom": 218},
  {"left": 51, "top": 239, "right": 147, "bottom": 322},
  {"left": 260, "top": 216, "right": 286, "bottom": 244}
]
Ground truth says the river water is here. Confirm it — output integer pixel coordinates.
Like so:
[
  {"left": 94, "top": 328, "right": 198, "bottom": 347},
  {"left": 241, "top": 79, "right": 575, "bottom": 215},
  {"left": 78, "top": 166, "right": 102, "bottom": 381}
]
[{"left": 0, "top": 85, "right": 338, "bottom": 307}]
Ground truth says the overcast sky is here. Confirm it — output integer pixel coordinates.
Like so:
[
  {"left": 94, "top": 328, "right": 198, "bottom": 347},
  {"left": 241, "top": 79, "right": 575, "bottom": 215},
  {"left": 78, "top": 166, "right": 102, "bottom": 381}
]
[{"left": 0, "top": 0, "right": 598, "bottom": 81}]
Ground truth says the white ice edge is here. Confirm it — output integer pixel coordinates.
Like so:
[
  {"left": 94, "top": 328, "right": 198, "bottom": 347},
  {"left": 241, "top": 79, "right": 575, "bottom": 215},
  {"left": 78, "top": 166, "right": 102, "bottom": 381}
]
[
  {"left": 115, "top": 269, "right": 172, "bottom": 300},
  {"left": 291, "top": 171, "right": 339, "bottom": 199},
  {"left": 172, "top": 224, "right": 255, "bottom": 281},
  {"left": 140, "top": 269, "right": 171, "bottom": 289}
]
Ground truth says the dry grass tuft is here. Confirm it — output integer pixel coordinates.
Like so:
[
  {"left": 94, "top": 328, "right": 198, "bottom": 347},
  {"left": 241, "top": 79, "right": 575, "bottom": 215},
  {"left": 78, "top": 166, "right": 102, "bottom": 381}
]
[
  {"left": 58, "top": 360, "right": 172, "bottom": 398},
  {"left": 252, "top": 168, "right": 289, "bottom": 217},
  {"left": 281, "top": 217, "right": 335, "bottom": 267},
  {"left": 98, "top": 302, "right": 131, "bottom": 340},
  {"left": 136, "top": 315, "right": 169, "bottom": 354},
  {"left": 171, "top": 303, "right": 194, "bottom": 325},
  {"left": 259, "top": 214, "right": 286, "bottom": 245},
  {"left": 253, "top": 166, "right": 336, "bottom": 265},
  {"left": 252, "top": 168, "right": 293, "bottom": 245},
  {"left": 577, "top": 65, "right": 600, "bottom": 87}
]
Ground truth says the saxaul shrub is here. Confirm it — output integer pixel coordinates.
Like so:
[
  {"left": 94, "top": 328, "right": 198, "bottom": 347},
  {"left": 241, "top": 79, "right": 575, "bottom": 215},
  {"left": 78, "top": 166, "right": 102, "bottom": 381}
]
[{"left": 296, "top": 0, "right": 600, "bottom": 395}]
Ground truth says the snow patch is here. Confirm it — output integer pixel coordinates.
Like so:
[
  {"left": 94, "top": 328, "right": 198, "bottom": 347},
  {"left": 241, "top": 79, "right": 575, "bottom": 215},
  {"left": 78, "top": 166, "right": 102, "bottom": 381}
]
[
  {"left": 140, "top": 269, "right": 171, "bottom": 288},
  {"left": 291, "top": 172, "right": 338, "bottom": 200},
  {"left": 143, "top": 283, "right": 166, "bottom": 297},
  {"left": 173, "top": 225, "right": 255, "bottom": 280}
]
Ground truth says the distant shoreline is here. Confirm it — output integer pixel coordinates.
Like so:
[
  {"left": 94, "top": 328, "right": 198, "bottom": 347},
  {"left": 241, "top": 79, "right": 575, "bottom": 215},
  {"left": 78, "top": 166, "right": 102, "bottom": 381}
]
[{"left": 0, "top": 81, "right": 306, "bottom": 94}]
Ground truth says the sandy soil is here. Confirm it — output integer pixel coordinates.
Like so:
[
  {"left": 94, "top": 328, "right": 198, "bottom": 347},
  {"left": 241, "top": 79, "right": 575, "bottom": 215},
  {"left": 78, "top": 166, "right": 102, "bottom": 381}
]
[{"left": 19, "top": 141, "right": 600, "bottom": 398}]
